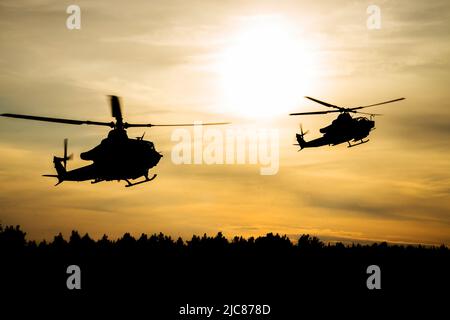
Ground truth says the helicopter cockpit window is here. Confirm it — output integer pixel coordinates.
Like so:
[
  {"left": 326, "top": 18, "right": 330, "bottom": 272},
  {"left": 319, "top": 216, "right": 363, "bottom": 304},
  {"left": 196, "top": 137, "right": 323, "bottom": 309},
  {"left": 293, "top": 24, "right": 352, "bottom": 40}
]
[{"left": 145, "top": 141, "right": 155, "bottom": 150}]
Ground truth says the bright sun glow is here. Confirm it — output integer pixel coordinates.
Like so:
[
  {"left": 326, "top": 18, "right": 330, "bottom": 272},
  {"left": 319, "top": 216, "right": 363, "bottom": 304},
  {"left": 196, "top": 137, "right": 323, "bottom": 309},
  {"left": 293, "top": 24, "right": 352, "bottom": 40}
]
[{"left": 219, "top": 16, "right": 316, "bottom": 118}]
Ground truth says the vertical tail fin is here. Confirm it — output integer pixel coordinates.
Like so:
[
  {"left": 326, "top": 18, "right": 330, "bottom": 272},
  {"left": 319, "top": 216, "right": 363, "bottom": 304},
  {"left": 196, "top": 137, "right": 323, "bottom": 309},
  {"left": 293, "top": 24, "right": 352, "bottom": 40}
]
[
  {"left": 42, "top": 158, "right": 66, "bottom": 185},
  {"left": 53, "top": 157, "right": 66, "bottom": 185},
  {"left": 43, "top": 139, "right": 72, "bottom": 186},
  {"left": 296, "top": 124, "right": 309, "bottom": 150}
]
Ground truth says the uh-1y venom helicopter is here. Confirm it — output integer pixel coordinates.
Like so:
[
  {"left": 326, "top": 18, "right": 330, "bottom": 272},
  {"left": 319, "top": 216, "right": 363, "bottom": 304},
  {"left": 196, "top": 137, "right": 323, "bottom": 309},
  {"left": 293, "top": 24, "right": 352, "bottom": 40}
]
[
  {"left": 289, "top": 96, "right": 405, "bottom": 150},
  {"left": 1, "top": 96, "right": 229, "bottom": 187}
]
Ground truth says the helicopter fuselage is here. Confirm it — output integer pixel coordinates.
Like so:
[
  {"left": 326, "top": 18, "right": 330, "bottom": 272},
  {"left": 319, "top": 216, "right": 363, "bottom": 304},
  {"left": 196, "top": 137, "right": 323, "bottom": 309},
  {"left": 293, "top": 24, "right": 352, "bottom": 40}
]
[
  {"left": 296, "top": 115, "right": 375, "bottom": 149},
  {"left": 50, "top": 129, "right": 162, "bottom": 186}
]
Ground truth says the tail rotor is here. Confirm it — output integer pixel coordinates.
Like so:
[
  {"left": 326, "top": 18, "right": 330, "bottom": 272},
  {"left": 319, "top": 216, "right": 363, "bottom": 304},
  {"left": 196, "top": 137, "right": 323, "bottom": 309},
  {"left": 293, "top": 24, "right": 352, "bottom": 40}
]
[
  {"left": 299, "top": 124, "right": 309, "bottom": 139},
  {"left": 63, "top": 138, "right": 73, "bottom": 169},
  {"left": 295, "top": 124, "right": 308, "bottom": 151},
  {"left": 43, "top": 138, "right": 72, "bottom": 185},
  {"left": 54, "top": 138, "right": 73, "bottom": 169}
]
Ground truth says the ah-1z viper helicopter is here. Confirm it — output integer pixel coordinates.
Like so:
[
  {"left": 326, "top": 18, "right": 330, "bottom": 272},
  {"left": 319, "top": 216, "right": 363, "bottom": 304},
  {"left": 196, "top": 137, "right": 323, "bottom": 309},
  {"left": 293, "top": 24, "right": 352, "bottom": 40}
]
[
  {"left": 1, "top": 96, "right": 228, "bottom": 187},
  {"left": 289, "top": 96, "right": 405, "bottom": 150}
]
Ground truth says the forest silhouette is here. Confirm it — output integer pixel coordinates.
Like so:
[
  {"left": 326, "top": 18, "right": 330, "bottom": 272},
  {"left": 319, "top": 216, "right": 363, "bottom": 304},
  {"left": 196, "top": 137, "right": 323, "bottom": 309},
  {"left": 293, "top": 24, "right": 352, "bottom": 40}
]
[{"left": 1, "top": 224, "right": 448, "bottom": 316}]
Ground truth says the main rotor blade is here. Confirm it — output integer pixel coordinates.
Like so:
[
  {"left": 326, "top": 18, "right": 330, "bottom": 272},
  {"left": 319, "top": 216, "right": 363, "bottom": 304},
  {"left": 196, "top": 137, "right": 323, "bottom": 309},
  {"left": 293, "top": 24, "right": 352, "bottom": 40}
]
[
  {"left": 354, "top": 111, "right": 383, "bottom": 116},
  {"left": 1, "top": 113, "right": 114, "bottom": 127},
  {"left": 305, "top": 96, "right": 340, "bottom": 109},
  {"left": 350, "top": 97, "right": 405, "bottom": 110},
  {"left": 125, "top": 122, "right": 230, "bottom": 128},
  {"left": 110, "top": 95, "right": 123, "bottom": 123},
  {"left": 289, "top": 110, "right": 341, "bottom": 116}
]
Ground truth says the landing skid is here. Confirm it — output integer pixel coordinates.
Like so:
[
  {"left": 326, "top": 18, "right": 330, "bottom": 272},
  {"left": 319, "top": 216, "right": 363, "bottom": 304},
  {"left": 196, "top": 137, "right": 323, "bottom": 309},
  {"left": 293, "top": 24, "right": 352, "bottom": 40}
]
[
  {"left": 125, "top": 174, "right": 157, "bottom": 188},
  {"left": 348, "top": 139, "right": 369, "bottom": 148}
]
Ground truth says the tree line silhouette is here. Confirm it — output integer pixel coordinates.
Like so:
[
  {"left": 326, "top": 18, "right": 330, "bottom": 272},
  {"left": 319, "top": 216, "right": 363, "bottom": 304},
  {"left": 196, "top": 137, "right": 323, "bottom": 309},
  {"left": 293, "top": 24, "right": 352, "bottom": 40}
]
[{"left": 1, "top": 224, "right": 448, "bottom": 315}]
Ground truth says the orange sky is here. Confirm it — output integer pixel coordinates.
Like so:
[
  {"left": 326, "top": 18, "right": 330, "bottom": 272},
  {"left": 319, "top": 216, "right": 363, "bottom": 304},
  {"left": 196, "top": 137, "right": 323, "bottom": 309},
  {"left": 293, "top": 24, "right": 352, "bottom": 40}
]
[{"left": 0, "top": 0, "right": 449, "bottom": 245}]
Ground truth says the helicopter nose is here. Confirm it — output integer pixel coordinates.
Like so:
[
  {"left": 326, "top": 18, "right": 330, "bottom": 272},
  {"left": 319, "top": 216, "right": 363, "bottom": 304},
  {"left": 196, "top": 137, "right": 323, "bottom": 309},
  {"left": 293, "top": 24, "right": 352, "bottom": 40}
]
[{"left": 152, "top": 151, "right": 162, "bottom": 165}]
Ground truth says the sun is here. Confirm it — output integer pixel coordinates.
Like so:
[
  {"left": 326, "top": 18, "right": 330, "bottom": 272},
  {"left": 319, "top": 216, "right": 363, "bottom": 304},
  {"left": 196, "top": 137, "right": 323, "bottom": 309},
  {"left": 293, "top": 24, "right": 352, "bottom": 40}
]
[{"left": 219, "top": 16, "right": 316, "bottom": 118}]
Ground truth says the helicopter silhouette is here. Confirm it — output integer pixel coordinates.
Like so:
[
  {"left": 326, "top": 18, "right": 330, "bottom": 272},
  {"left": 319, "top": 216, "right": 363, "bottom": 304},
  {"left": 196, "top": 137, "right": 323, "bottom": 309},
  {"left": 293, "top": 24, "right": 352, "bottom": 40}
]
[
  {"left": 289, "top": 96, "right": 405, "bottom": 150},
  {"left": 1, "top": 96, "right": 229, "bottom": 187}
]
